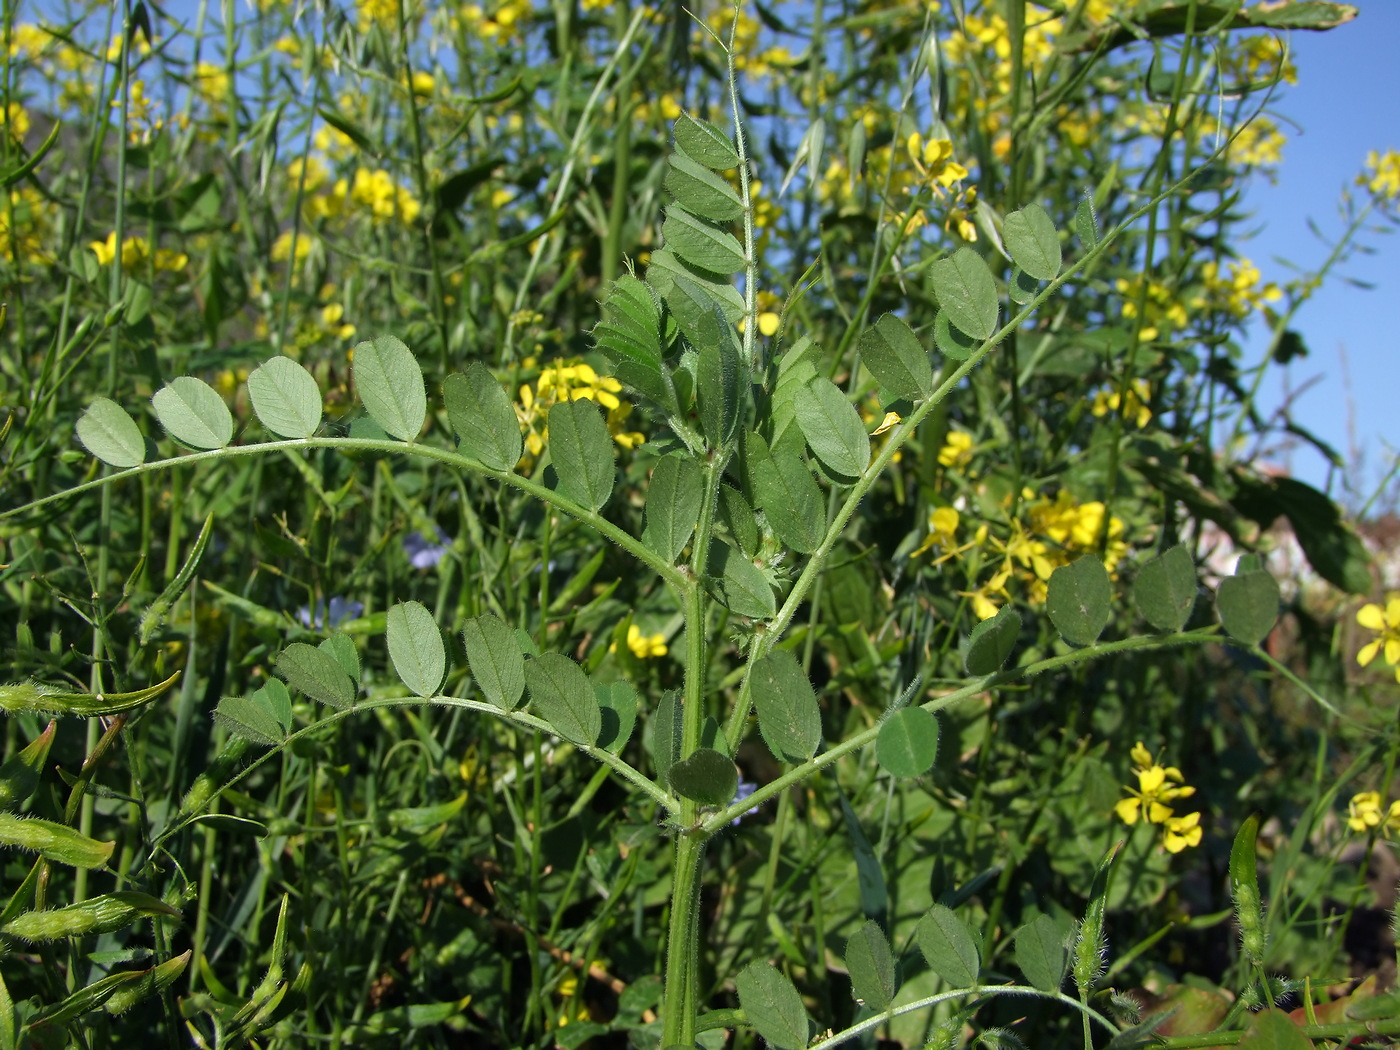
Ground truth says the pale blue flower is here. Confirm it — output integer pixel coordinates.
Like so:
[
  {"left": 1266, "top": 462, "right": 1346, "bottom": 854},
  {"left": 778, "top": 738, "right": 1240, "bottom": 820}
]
[
  {"left": 298, "top": 596, "right": 364, "bottom": 630},
  {"left": 403, "top": 527, "right": 450, "bottom": 569},
  {"left": 731, "top": 780, "right": 759, "bottom": 825}
]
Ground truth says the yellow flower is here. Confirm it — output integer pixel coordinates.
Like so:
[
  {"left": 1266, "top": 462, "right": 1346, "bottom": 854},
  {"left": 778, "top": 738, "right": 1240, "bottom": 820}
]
[
  {"left": 907, "top": 132, "right": 969, "bottom": 191},
  {"left": 1357, "top": 597, "right": 1400, "bottom": 682},
  {"left": 912, "top": 505, "right": 961, "bottom": 561},
  {"left": 89, "top": 232, "right": 187, "bottom": 273},
  {"left": 1162, "top": 811, "right": 1203, "bottom": 854},
  {"left": 1197, "top": 259, "right": 1281, "bottom": 319},
  {"left": 611, "top": 624, "right": 666, "bottom": 660},
  {"left": 1114, "top": 742, "right": 1196, "bottom": 832},
  {"left": 6, "top": 102, "right": 31, "bottom": 143},
  {"left": 960, "top": 563, "right": 1011, "bottom": 621},
  {"left": 938, "top": 430, "right": 974, "bottom": 469},
  {"left": 346, "top": 168, "right": 422, "bottom": 224},
  {"left": 515, "top": 359, "right": 643, "bottom": 466},
  {"left": 321, "top": 302, "right": 356, "bottom": 340},
  {"left": 871, "top": 411, "right": 901, "bottom": 436},
  {"left": 1362, "top": 150, "right": 1400, "bottom": 202},
  {"left": 271, "top": 230, "right": 312, "bottom": 264},
  {"left": 1091, "top": 379, "right": 1153, "bottom": 428},
  {"left": 1348, "top": 791, "right": 1383, "bottom": 832}
]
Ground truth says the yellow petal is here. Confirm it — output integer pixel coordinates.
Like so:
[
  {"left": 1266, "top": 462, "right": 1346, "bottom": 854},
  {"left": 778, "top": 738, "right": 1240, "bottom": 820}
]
[
  {"left": 1114, "top": 797, "right": 1140, "bottom": 825},
  {"left": 872, "top": 411, "right": 902, "bottom": 436},
  {"left": 1147, "top": 801, "right": 1175, "bottom": 824},
  {"left": 1386, "top": 597, "right": 1400, "bottom": 627},
  {"left": 1358, "top": 603, "right": 1386, "bottom": 630}
]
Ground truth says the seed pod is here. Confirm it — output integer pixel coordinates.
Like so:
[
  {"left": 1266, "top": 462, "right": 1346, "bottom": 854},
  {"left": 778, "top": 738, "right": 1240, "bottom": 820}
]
[
  {"left": 0, "top": 671, "right": 180, "bottom": 718},
  {"left": 1, "top": 891, "right": 180, "bottom": 942},
  {"left": 1073, "top": 842, "right": 1121, "bottom": 996},
  {"left": 103, "top": 951, "right": 192, "bottom": 1015},
  {"left": 1230, "top": 814, "right": 1266, "bottom": 966},
  {"left": 0, "top": 813, "right": 114, "bottom": 869},
  {"left": 0, "top": 721, "right": 56, "bottom": 811},
  {"left": 176, "top": 736, "right": 251, "bottom": 822}
]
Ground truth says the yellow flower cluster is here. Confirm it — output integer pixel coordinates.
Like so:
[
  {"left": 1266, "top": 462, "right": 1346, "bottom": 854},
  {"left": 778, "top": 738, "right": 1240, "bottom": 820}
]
[
  {"left": 329, "top": 169, "right": 423, "bottom": 224},
  {"left": 940, "top": 1, "right": 1114, "bottom": 159},
  {"left": 1115, "top": 275, "right": 1189, "bottom": 341},
  {"left": 1091, "top": 379, "right": 1152, "bottom": 429},
  {"left": 116, "top": 80, "right": 164, "bottom": 143},
  {"left": 1361, "top": 150, "right": 1400, "bottom": 203},
  {"left": 1348, "top": 791, "right": 1400, "bottom": 836},
  {"left": 1356, "top": 596, "right": 1400, "bottom": 682},
  {"left": 955, "top": 489, "right": 1129, "bottom": 619},
  {"left": 938, "top": 430, "right": 974, "bottom": 470},
  {"left": 459, "top": 0, "right": 532, "bottom": 43},
  {"left": 515, "top": 359, "right": 645, "bottom": 465},
  {"left": 704, "top": 7, "right": 793, "bottom": 81},
  {"left": 610, "top": 624, "right": 667, "bottom": 660},
  {"left": 1026, "top": 490, "right": 1128, "bottom": 571},
  {"left": 89, "top": 232, "right": 188, "bottom": 274},
  {"left": 1114, "top": 742, "right": 1203, "bottom": 853},
  {"left": 1196, "top": 259, "right": 1281, "bottom": 320},
  {"left": 2, "top": 186, "right": 55, "bottom": 262},
  {"left": 907, "top": 133, "right": 969, "bottom": 191},
  {"left": 1226, "top": 116, "right": 1286, "bottom": 169},
  {"left": 6, "top": 102, "right": 30, "bottom": 143}
]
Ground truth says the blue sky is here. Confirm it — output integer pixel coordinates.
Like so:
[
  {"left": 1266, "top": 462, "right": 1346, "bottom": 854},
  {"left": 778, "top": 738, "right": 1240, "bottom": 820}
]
[{"left": 1241, "top": 1, "right": 1400, "bottom": 509}]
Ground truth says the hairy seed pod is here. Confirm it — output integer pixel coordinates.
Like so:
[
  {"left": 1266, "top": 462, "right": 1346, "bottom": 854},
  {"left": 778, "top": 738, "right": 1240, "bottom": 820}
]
[
  {"left": 0, "top": 672, "right": 179, "bottom": 718},
  {"left": 1071, "top": 916, "right": 1106, "bottom": 994},
  {"left": 1, "top": 891, "right": 179, "bottom": 942},
  {"left": 104, "top": 951, "right": 192, "bottom": 1015},
  {"left": 1230, "top": 815, "right": 1267, "bottom": 966},
  {"left": 176, "top": 736, "right": 251, "bottom": 821},
  {"left": 1073, "top": 842, "right": 1120, "bottom": 996},
  {"left": 0, "top": 813, "right": 114, "bottom": 869},
  {"left": 0, "top": 721, "right": 56, "bottom": 811}
]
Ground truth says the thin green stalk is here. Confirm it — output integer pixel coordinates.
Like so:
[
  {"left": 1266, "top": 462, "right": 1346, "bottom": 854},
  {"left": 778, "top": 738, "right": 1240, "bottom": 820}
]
[
  {"left": 660, "top": 830, "right": 706, "bottom": 1047},
  {"left": 3, "top": 437, "right": 689, "bottom": 592}
]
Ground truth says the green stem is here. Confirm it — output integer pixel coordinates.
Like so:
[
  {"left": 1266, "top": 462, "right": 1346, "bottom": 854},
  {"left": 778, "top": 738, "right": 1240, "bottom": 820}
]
[{"left": 660, "top": 830, "right": 707, "bottom": 1047}]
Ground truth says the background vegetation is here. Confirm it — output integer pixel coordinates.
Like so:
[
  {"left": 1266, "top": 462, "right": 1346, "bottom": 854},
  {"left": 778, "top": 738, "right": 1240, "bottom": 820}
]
[{"left": 2, "top": 0, "right": 1399, "bottom": 1046}]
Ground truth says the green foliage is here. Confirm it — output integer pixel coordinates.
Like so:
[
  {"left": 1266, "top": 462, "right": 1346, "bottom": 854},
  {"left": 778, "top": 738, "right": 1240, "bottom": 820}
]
[
  {"left": 523, "top": 653, "right": 601, "bottom": 746},
  {"left": 444, "top": 363, "right": 522, "bottom": 471},
  {"left": 1047, "top": 556, "right": 1113, "bottom": 646},
  {"left": 247, "top": 356, "right": 323, "bottom": 438},
  {"left": 0, "top": 0, "right": 1393, "bottom": 1045},
  {"left": 876, "top": 707, "right": 940, "bottom": 778},
  {"left": 844, "top": 920, "right": 898, "bottom": 1011},
  {"left": 1134, "top": 544, "right": 1198, "bottom": 632},
  {"left": 917, "top": 904, "right": 982, "bottom": 988},
  {"left": 750, "top": 649, "right": 822, "bottom": 764},
  {"left": 735, "top": 961, "right": 809, "bottom": 1050}
]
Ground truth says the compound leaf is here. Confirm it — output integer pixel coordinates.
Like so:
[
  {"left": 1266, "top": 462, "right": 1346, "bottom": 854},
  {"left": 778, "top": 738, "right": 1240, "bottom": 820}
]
[
  {"left": 1046, "top": 556, "right": 1112, "bottom": 646},
  {"left": 462, "top": 614, "right": 526, "bottom": 712},
  {"left": 929, "top": 247, "right": 998, "bottom": 340},
  {"left": 860, "top": 313, "right": 933, "bottom": 401},
  {"left": 1002, "top": 202, "right": 1062, "bottom": 281},
  {"left": 735, "top": 961, "right": 809, "bottom": 1050},
  {"left": 876, "top": 707, "right": 939, "bottom": 778}
]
